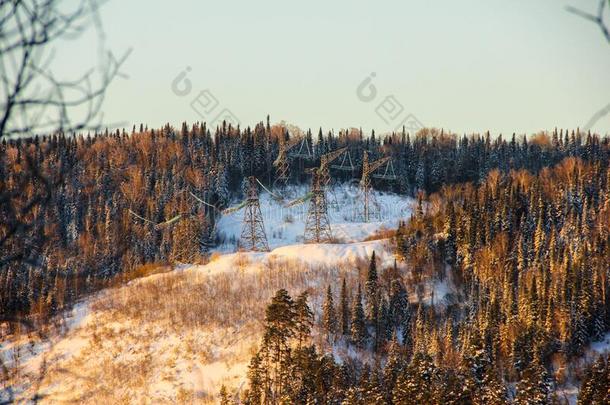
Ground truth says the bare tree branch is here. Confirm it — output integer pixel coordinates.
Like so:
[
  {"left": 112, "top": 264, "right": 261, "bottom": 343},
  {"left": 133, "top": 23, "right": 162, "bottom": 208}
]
[
  {"left": 567, "top": 1, "right": 610, "bottom": 131},
  {"left": 566, "top": 0, "right": 610, "bottom": 43},
  {"left": 0, "top": 0, "right": 130, "bottom": 139}
]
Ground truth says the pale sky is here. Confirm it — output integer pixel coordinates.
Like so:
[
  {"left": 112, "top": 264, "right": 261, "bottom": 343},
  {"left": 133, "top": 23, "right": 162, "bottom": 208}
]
[{"left": 54, "top": 0, "right": 610, "bottom": 136}]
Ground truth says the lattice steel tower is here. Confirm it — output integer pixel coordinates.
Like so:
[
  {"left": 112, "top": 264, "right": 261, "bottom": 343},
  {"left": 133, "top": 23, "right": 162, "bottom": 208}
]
[
  {"left": 360, "top": 151, "right": 396, "bottom": 222},
  {"left": 303, "top": 172, "right": 333, "bottom": 243},
  {"left": 240, "top": 176, "right": 270, "bottom": 251},
  {"left": 273, "top": 135, "right": 301, "bottom": 188}
]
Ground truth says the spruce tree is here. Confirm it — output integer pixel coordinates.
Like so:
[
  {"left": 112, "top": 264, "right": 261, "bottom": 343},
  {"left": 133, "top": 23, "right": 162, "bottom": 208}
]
[
  {"left": 340, "top": 278, "right": 350, "bottom": 335},
  {"left": 350, "top": 284, "right": 367, "bottom": 348},
  {"left": 294, "top": 291, "right": 314, "bottom": 349},
  {"left": 365, "top": 251, "right": 379, "bottom": 323},
  {"left": 383, "top": 333, "right": 404, "bottom": 400},
  {"left": 578, "top": 355, "right": 609, "bottom": 405},
  {"left": 388, "top": 279, "right": 409, "bottom": 332},
  {"left": 444, "top": 201, "right": 457, "bottom": 265},
  {"left": 514, "top": 358, "right": 551, "bottom": 405},
  {"left": 322, "top": 285, "right": 337, "bottom": 339},
  {"left": 246, "top": 352, "right": 263, "bottom": 404}
]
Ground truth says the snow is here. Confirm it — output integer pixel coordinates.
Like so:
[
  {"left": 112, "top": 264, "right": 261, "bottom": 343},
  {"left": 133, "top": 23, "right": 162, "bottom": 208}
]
[
  {"left": 3, "top": 184, "right": 415, "bottom": 403},
  {"left": 194, "top": 239, "right": 397, "bottom": 276},
  {"left": 553, "top": 332, "right": 610, "bottom": 404},
  {"left": 0, "top": 299, "right": 96, "bottom": 403},
  {"left": 216, "top": 184, "right": 411, "bottom": 249},
  {"left": 587, "top": 332, "right": 610, "bottom": 356}
]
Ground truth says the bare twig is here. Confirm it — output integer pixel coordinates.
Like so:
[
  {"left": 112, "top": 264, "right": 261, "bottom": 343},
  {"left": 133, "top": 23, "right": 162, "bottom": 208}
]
[
  {"left": 567, "top": 1, "right": 610, "bottom": 130},
  {"left": 583, "top": 102, "right": 610, "bottom": 130},
  {"left": 566, "top": 0, "right": 610, "bottom": 43}
]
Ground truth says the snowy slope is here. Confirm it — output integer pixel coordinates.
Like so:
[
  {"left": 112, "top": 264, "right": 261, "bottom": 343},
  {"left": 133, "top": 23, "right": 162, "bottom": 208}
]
[
  {"left": 195, "top": 239, "right": 397, "bottom": 275},
  {"left": 2, "top": 185, "right": 414, "bottom": 404},
  {"left": 216, "top": 184, "right": 411, "bottom": 249}
]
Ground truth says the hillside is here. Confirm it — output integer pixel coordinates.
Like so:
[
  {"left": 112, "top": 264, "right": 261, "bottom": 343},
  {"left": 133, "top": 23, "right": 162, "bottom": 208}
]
[
  {"left": 2, "top": 187, "right": 415, "bottom": 403},
  {"left": 2, "top": 131, "right": 609, "bottom": 404}
]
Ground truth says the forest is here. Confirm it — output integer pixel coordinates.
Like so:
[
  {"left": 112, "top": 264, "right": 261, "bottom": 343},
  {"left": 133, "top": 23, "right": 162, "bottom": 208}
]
[
  {"left": 1, "top": 120, "right": 609, "bottom": 403},
  {"left": 236, "top": 156, "right": 610, "bottom": 404}
]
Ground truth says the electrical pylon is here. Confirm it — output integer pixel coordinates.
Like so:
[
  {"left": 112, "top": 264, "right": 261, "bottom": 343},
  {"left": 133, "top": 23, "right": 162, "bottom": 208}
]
[
  {"left": 273, "top": 135, "right": 300, "bottom": 188},
  {"left": 318, "top": 146, "right": 349, "bottom": 188},
  {"left": 304, "top": 172, "right": 333, "bottom": 243},
  {"left": 240, "top": 176, "right": 270, "bottom": 251},
  {"left": 360, "top": 151, "right": 395, "bottom": 222}
]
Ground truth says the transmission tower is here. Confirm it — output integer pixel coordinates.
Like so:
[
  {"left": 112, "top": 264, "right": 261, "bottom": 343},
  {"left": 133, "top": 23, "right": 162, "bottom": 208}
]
[
  {"left": 273, "top": 135, "right": 301, "bottom": 188},
  {"left": 304, "top": 172, "right": 333, "bottom": 243},
  {"left": 318, "top": 146, "right": 349, "bottom": 188},
  {"left": 360, "top": 151, "right": 397, "bottom": 222},
  {"left": 240, "top": 176, "right": 270, "bottom": 251}
]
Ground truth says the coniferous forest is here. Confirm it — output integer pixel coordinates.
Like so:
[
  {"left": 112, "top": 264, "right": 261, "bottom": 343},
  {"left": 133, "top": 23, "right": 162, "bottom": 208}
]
[
  {"left": 2, "top": 119, "right": 609, "bottom": 403},
  {"left": 3, "top": 0, "right": 610, "bottom": 403},
  {"left": 241, "top": 152, "right": 610, "bottom": 404}
]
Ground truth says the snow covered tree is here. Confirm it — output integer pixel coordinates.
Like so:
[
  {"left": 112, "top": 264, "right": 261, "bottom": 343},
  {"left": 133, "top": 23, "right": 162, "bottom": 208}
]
[
  {"left": 383, "top": 333, "right": 404, "bottom": 400},
  {"left": 365, "top": 251, "right": 379, "bottom": 323},
  {"left": 415, "top": 159, "right": 426, "bottom": 191},
  {"left": 350, "top": 284, "right": 367, "bottom": 348},
  {"left": 215, "top": 162, "right": 230, "bottom": 207},
  {"left": 340, "top": 278, "right": 350, "bottom": 336},
  {"left": 514, "top": 358, "right": 552, "bottom": 405},
  {"left": 294, "top": 291, "right": 314, "bottom": 349},
  {"left": 578, "top": 355, "right": 609, "bottom": 405},
  {"left": 393, "top": 352, "right": 438, "bottom": 405},
  {"left": 444, "top": 201, "right": 457, "bottom": 265},
  {"left": 322, "top": 285, "right": 337, "bottom": 339},
  {"left": 388, "top": 279, "right": 409, "bottom": 332}
]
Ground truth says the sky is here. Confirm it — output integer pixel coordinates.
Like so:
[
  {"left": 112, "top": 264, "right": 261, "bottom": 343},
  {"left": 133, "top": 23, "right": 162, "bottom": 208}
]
[{"left": 53, "top": 0, "right": 610, "bottom": 136}]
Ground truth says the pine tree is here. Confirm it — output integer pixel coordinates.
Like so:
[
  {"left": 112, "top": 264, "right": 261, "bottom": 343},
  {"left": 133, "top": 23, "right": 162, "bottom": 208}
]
[
  {"left": 383, "top": 333, "right": 404, "bottom": 400},
  {"left": 478, "top": 368, "right": 508, "bottom": 405},
  {"left": 322, "top": 285, "right": 337, "bottom": 339},
  {"left": 262, "top": 289, "right": 296, "bottom": 398},
  {"left": 340, "top": 278, "right": 350, "bottom": 336},
  {"left": 514, "top": 358, "right": 551, "bottom": 405},
  {"left": 215, "top": 162, "right": 230, "bottom": 207},
  {"left": 246, "top": 352, "right": 263, "bottom": 404},
  {"left": 578, "top": 355, "right": 609, "bottom": 405},
  {"left": 294, "top": 291, "right": 314, "bottom": 349},
  {"left": 388, "top": 279, "right": 409, "bottom": 332},
  {"left": 393, "top": 353, "right": 438, "bottom": 405},
  {"left": 350, "top": 284, "right": 367, "bottom": 348},
  {"left": 415, "top": 159, "right": 426, "bottom": 191},
  {"left": 363, "top": 367, "right": 385, "bottom": 404},
  {"left": 444, "top": 201, "right": 457, "bottom": 265},
  {"left": 365, "top": 251, "right": 379, "bottom": 323}
]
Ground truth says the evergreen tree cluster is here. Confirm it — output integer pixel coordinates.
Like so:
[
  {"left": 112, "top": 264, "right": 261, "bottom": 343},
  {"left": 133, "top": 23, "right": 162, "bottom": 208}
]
[
  {"left": 3, "top": 124, "right": 607, "bottom": 322},
  {"left": 578, "top": 354, "right": 610, "bottom": 405},
  {"left": 396, "top": 158, "right": 610, "bottom": 360},
  {"left": 236, "top": 157, "right": 610, "bottom": 404},
  {"left": 240, "top": 288, "right": 513, "bottom": 404}
]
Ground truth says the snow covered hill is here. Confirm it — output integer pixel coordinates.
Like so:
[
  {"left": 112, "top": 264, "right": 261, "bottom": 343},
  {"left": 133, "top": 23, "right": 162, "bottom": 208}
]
[
  {"left": 216, "top": 183, "right": 411, "bottom": 249},
  {"left": 2, "top": 186, "right": 415, "bottom": 404},
  {"left": 3, "top": 184, "right": 609, "bottom": 404}
]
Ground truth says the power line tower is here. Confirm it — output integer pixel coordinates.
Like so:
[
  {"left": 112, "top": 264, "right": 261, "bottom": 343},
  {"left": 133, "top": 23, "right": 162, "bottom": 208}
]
[
  {"left": 304, "top": 172, "right": 333, "bottom": 243},
  {"left": 240, "top": 176, "right": 270, "bottom": 251},
  {"left": 318, "top": 146, "right": 352, "bottom": 209},
  {"left": 318, "top": 146, "right": 350, "bottom": 188},
  {"left": 273, "top": 135, "right": 301, "bottom": 188},
  {"left": 360, "top": 151, "right": 397, "bottom": 222}
]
